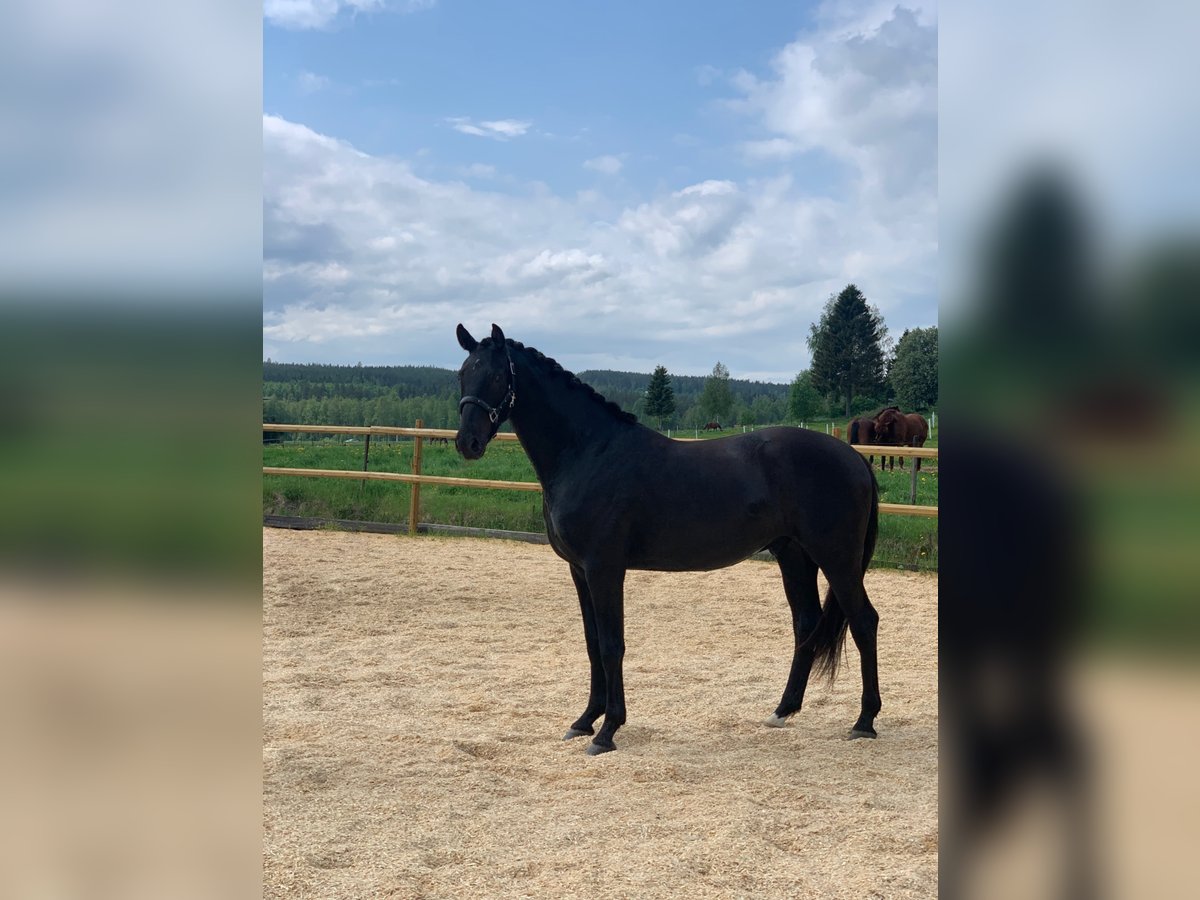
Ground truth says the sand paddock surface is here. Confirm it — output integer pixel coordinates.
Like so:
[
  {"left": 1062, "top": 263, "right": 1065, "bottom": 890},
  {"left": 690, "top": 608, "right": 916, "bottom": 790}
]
[{"left": 263, "top": 528, "right": 938, "bottom": 899}]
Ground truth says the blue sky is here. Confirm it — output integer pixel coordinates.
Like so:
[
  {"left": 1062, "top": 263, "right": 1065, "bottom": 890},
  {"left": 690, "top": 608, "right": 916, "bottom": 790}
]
[{"left": 264, "top": 1, "right": 937, "bottom": 380}]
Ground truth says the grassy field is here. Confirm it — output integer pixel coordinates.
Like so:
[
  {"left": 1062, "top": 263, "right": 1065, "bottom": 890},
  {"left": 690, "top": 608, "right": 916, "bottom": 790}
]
[{"left": 263, "top": 430, "right": 938, "bottom": 571}]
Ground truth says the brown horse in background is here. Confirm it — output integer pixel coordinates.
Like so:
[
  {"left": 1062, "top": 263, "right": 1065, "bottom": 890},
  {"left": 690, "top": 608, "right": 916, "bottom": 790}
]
[
  {"left": 875, "top": 408, "right": 930, "bottom": 471},
  {"left": 848, "top": 416, "right": 880, "bottom": 467}
]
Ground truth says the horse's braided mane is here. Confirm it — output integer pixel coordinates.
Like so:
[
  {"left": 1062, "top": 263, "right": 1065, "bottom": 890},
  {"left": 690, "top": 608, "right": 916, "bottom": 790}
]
[{"left": 481, "top": 337, "right": 637, "bottom": 424}]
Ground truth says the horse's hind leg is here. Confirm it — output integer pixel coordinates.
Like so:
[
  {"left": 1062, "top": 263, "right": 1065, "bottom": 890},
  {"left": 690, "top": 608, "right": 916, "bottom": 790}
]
[
  {"left": 563, "top": 563, "right": 606, "bottom": 741},
  {"left": 826, "top": 567, "right": 881, "bottom": 738},
  {"left": 765, "top": 542, "right": 822, "bottom": 727}
]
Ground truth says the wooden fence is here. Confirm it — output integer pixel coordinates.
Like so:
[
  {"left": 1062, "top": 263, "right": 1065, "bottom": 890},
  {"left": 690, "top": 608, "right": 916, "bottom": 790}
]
[{"left": 263, "top": 423, "right": 938, "bottom": 533}]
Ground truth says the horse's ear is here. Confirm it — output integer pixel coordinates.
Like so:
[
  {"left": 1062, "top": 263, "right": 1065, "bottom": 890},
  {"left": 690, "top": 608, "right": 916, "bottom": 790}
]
[
  {"left": 490, "top": 323, "right": 506, "bottom": 345},
  {"left": 456, "top": 324, "right": 478, "bottom": 352}
]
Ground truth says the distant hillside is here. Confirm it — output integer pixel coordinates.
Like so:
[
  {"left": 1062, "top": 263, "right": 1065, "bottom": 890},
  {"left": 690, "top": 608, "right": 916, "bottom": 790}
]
[
  {"left": 577, "top": 369, "right": 790, "bottom": 412},
  {"left": 263, "top": 361, "right": 456, "bottom": 398},
  {"left": 263, "top": 361, "right": 793, "bottom": 430}
]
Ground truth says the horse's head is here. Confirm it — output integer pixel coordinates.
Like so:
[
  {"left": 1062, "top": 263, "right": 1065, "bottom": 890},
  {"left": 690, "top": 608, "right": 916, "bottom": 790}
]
[
  {"left": 875, "top": 408, "right": 902, "bottom": 442},
  {"left": 455, "top": 323, "right": 515, "bottom": 460}
]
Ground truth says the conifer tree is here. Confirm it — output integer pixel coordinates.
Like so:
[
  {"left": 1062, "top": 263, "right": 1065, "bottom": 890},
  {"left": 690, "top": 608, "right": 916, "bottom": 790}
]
[
  {"left": 643, "top": 365, "right": 676, "bottom": 428},
  {"left": 808, "top": 284, "right": 888, "bottom": 416}
]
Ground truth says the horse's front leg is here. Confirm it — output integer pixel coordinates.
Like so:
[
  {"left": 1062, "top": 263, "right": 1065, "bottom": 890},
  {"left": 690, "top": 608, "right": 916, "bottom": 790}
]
[
  {"left": 581, "top": 565, "right": 627, "bottom": 755},
  {"left": 563, "top": 564, "right": 606, "bottom": 741}
]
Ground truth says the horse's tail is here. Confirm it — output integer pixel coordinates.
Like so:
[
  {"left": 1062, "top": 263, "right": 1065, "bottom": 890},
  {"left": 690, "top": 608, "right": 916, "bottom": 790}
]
[
  {"left": 810, "top": 460, "right": 879, "bottom": 681},
  {"left": 808, "top": 593, "right": 849, "bottom": 683},
  {"left": 849, "top": 419, "right": 859, "bottom": 444}
]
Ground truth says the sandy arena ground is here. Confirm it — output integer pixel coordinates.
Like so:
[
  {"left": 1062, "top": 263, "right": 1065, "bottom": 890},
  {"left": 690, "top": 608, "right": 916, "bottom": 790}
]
[{"left": 263, "top": 528, "right": 938, "bottom": 899}]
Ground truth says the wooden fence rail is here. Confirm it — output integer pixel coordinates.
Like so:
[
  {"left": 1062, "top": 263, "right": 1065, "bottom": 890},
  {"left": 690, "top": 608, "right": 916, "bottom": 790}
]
[
  {"left": 263, "top": 423, "right": 520, "bottom": 441},
  {"left": 262, "top": 466, "right": 542, "bottom": 492},
  {"left": 263, "top": 423, "right": 938, "bottom": 521}
]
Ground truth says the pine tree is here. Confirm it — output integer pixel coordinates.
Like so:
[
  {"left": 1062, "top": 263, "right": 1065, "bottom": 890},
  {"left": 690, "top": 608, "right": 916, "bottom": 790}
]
[
  {"left": 808, "top": 284, "right": 888, "bottom": 417},
  {"left": 643, "top": 365, "right": 676, "bottom": 428}
]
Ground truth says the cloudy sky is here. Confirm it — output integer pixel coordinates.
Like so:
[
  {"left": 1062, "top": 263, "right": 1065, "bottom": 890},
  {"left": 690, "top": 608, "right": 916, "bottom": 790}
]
[{"left": 263, "top": 1, "right": 937, "bottom": 381}]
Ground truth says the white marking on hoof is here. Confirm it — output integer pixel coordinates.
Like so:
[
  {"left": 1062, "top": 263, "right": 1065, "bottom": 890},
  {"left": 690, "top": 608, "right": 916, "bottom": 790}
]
[{"left": 763, "top": 714, "right": 790, "bottom": 728}]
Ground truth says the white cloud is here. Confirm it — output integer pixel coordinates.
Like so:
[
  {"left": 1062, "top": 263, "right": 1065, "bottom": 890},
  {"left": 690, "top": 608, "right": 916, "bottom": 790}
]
[
  {"left": 264, "top": 0, "right": 434, "bottom": 31},
  {"left": 297, "top": 70, "right": 329, "bottom": 94},
  {"left": 739, "top": 138, "right": 799, "bottom": 161},
  {"left": 517, "top": 249, "right": 610, "bottom": 285},
  {"left": 459, "top": 163, "right": 497, "bottom": 179},
  {"left": 447, "top": 117, "right": 532, "bottom": 140},
  {"left": 480, "top": 119, "right": 530, "bottom": 138},
  {"left": 583, "top": 155, "right": 623, "bottom": 175},
  {"left": 729, "top": 5, "right": 936, "bottom": 206},
  {"left": 264, "top": 1, "right": 339, "bottom": 31},
  {"left": 263, "top": 0, "right": 939, "bottom": 377},
  {"left": 676, "top": 180, "right": 737, "bottom": 198}
]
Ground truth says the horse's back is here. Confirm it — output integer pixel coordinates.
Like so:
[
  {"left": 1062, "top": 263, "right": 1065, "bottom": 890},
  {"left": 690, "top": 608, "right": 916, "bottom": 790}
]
[
  {"left": 849, "top": 416, "right": 876, "bottom": 444},
  {"left": 544, "top": 425, "right": 874, "bottom": 572},
  {"left": 708, "top": 427, "right": 874, "bottom": 520},
  {"left": 906, "top": 412, "right": 930, "bottom": 444},
  {"left": 752, "top": 426, "right": 873, "bottom": 483},
  {"left": 737, "top": 427, "right": 876, "bottom": 563}
]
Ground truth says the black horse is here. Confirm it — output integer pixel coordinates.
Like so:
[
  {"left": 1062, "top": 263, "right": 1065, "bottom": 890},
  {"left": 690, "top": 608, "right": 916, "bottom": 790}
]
[{"left": 455, "top": 324, "right": 881, "bottom": 755}]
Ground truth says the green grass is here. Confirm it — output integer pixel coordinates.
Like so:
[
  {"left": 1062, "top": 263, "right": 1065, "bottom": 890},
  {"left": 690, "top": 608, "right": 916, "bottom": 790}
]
[
  {"left": 263, "top": 433, "right": 938, "bottom": 571},
  {"left": 264, "top": 439, "right": 545, "bottom": 530}
]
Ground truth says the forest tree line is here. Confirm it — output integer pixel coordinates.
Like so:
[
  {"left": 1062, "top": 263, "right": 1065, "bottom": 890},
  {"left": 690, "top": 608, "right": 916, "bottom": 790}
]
[
  {"left": 264, "top": 285, "right": 938, "bottom": 432},
  {"left": 263, "top": 361, "right": 798, "bottom": 431}
]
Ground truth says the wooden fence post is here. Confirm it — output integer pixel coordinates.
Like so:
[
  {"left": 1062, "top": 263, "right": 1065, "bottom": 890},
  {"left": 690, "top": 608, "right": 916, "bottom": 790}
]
[
  {"left": 409, "top": 420, "right": 423, "bottom": 536},
  {"left": 833, "top": 426, "right": 842, "bottom": 440},
  {"left": 909, "top": 454, "right": 919, "bottom": 504},
  {"left": 362, "top": 433, "right": 371, "bottom": 479}
]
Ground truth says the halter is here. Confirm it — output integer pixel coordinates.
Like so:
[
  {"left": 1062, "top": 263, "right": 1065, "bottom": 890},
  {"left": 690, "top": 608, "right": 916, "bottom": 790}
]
[{"left": 458, "top": 344, "right": 517, "bottom": 426}]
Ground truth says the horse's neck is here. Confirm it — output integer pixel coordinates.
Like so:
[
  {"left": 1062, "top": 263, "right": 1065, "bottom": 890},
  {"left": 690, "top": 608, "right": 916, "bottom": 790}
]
[{"left": 509, "top": 354, "right": 620, "bottom": 484}]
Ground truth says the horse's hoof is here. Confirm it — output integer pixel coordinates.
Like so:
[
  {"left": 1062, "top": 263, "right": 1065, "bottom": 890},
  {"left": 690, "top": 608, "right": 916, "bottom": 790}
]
[
  {"left": 847, "top": 728, "right": 877, "bottom": 740},
  {"left": 584, "top": 741, "right": 615, "bottom": 756},
  {"left": 562, "top": 727, "right": 592, "bottom": 741},
  {"left": 763, "top": 714, "right": 790, "bottom": 728}
]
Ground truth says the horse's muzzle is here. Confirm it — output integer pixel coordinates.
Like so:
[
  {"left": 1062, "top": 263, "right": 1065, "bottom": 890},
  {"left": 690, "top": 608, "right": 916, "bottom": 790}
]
[{"left": 455, "top": 431, "right": 485, "bottom": 460}]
